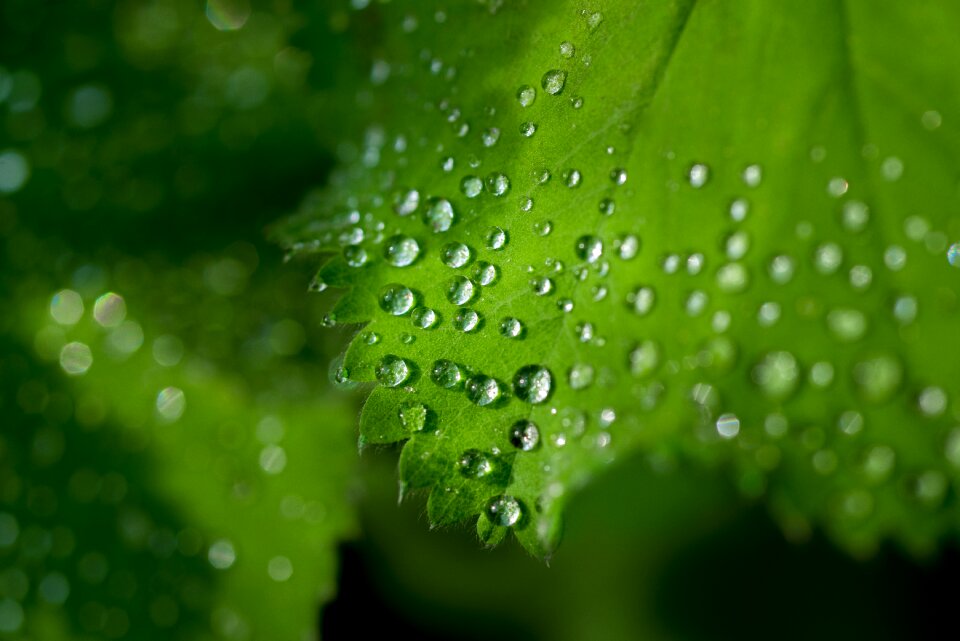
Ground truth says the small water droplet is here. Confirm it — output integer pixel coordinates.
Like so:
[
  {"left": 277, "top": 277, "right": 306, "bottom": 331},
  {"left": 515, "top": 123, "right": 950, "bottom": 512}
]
[
  {"left": 568, "top": 363, "right": 594, "bottom": 390},
  {"left": 531, "top": 276, "right": 554, "bottom": 296},
  {"left": 626, "top": 286, "right": 656, "bottom": 316},
  {"left": 473, "top": 261, "right": 499, "bottom": 285},
  {"left": 393, "top": 189, "right": 420, "bottom": 216},
  {"left": 453, "top": 308, "right": 481, "bottom": 332},
  {"left": 716, "top": 413, "right": 740, "bottom": 439},
  {"left": 559, "top": 41, "right": 576, "bottom": 58},
  {"left": 520, "top": 121, "right": 537, "bottom": 137},
  {"left": 485, "top": 172, "right": 511, "bottom": 196}
]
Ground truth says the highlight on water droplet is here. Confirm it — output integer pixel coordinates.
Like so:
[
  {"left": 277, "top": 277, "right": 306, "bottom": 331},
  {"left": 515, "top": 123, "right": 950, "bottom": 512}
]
[{"left": 541, "top": 69, "right": 567, "bottom": 95}]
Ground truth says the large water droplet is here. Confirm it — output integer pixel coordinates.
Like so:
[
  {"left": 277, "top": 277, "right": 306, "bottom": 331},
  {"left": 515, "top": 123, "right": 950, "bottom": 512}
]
[
  {"left": 424, "top": 199, "right": 456, "bottom": 233},
  {"left": 384, "top": 235, "right": 420, "bottom": 267},
  {"left": 465, "top": 375, "right": 503, "bottom": 406},
  {"left": 446, "top": 276, "right": 477, "bottom": 305},
  {"left": 458, "top": 449, "right": 494, "bottom": 478},
  {"left": 513, "top": 365, "right": 553, "bottom": 404},
  {"left": 485, "top": 172, "right": 511, "bottom": 197},
  {"left": 379, "top": 284, "right": 416, "bottom": 316},
  {"left": 575, "top": 235, "right": 603, "bottom": 263},
  {"left": 486, "top": 495, "right": 522, "bottom": 527},
  {"left": 441, "top": 242, "right": 473, "bottom": 268},
  {"left": 486, "top": 226, "right": 508, "bottom": 250},
  {"left": 453, "top": 308, "right": 481, "bottom": 332},
  {"left": 541, "top": 69, "right": 567, "bottom": 95},
  {"left": 430, "top": 359, "right": 463, "bottom": 389},
  {"left": 509, "top": 421, "right": 540, "bottom": 451},
  {"left": 412, "top": 306, "right": 439, "bottom": 329},
  {"left": 499, "top": 317, "right": 525, "bottom": 339},
  {"left": 376, "top": 355, "right": 411, "bottom": 388}
]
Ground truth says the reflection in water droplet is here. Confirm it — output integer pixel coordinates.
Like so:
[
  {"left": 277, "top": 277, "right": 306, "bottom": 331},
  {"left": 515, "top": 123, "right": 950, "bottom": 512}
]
[
  {"left": 517, "top": 85, "right": 536, "bottom": 107},
  {"left": 465, "top": 375, "right": 502, "bottom": 406},
  {"left": 487, "top": 496, "right": 523, "bottom": 527},
  {"left": 431, "top": 360, "right": 463, "bottom": 389},
  {"left": 384, "top": 235, "right": 420, "bottom": 267},
  {"left": 447, "top": 276, "right": 477, "bottom": 305}
]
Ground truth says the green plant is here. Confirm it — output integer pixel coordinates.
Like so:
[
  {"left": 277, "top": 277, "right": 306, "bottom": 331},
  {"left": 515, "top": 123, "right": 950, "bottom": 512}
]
[{"left": 276, "top": 0, "right": 960, "bottom": 559}]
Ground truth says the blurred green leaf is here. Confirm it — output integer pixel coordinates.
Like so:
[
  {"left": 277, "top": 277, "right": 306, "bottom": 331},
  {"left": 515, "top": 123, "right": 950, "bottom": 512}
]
[{"left": 277, "top": 0, "right": 960, "bottom": 557}]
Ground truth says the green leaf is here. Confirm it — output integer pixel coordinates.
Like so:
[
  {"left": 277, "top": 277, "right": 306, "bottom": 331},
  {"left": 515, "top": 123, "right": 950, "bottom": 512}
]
[
  {"left": 277, "top": 0, "right": 960, "bottom": 557},
  {"left": 3, "top": 245, "right": 358, "bottom": 639}
]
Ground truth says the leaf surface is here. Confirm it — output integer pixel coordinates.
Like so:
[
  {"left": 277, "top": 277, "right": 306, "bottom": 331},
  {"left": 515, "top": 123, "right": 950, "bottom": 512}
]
[{"left": 277, "top": 0, "right": 960, "bottom": 557}]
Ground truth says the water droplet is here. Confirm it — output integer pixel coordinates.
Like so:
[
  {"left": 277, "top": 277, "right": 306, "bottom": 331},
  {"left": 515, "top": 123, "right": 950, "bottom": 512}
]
[
  {"left": 827, "top": 176, "right": 849, "bottom": 197},
  {"left": 768, "top": 255, "right": 795, "bottom": 284},
  {"left": 513, "top": 365, "right": 553, "bottom": 404},
  {"left": 729, "top": 198, "right": 749, "bottom": 222},
  {"left": 541, "top": 69, "right": 567, "bottom": 95},
  {"left": 599, "top": 198, "right": 616, "bottom": 216},
  {"left": 486, "top": 495, "right": 522, "bottom": 527},
  {"left": 486, "top": 226, "right": 508, "bottom": 250},
  {"left": 379, "top": 284, "right": 415, "bottom": 315},
  {"left": 520, "top": 121, "right": 537, "bottom": 137},
  {"left": 921, "top": 109, "right": 942, "bottom": 130},
  {"left": 461, "top": 175, "right": 483, "bottom": 198},
  {"left": 384, "top": 235, "right": 420, "bottom": 267},
  {"left": 616, "top": 234, "right": 639, "bottom": 259},
  {"left": 440, "top": 242, "right": 472, "bottom": 268},
  {"left": 516, "top": 85, "right": 536, "bottom": 107},
  {"left": 431, "top": 359, "right": 463, "bottom": 389},
  {"left": 575, "top": 235, "right": 603, "bottom": 263},
  {"left": 509, "top": 421, "right": 540, "bottom": 451},
  {"left": 725, "top": 231, "right": 750, "bottom": 260},
  {"left": 627, "top": 286, "right": 656, "bottom": 316},
  {"left": 814, "top": 242, "right": 843, "bottom": 274},
  {"left": 424, "top": 199, "right": 456, "bottom": 233},
  {"left": 465, "top": 375, "right": 503, "bottom": 406},
  {"left": 412, "top": 306, "right": 439, "bottom": 329},
  {"left": 559, "top": 41, "right": 576, "bottom": 58},
  {"left": 473, "top": 261, "right": 499, "bottom": 285},
  {"left": 610, "top": 168, "right": 627, "bottom": 185},
  {"left": 482, "top": 127, "right": 500, "bottom": 147},
  {"left": 446, "top": 276, "right": 477, "bottom": 305},
  {"left": 893, "top": 295, "right": 917, "bottom": 325},
  {"left": 570, "top": 96, "right": 584, "bottom": 109},
  {"left": 485, "top": 172, "right": 511, "bottom": 196},
  {"left": 375, "top": 355, "right": 411, "bottom": 387},
  {"left": 688, "top": 163, "right": 710, "bottom": 188},
  {"left": 531, "top": 276, "right": 554, "bottom": 296},
  {"left": 453, "top": 308, "right": 481, "bottom": 332},
  {"left": 458, "top": 449, "right": 494, "bottom": 478},
  {"left": 499, "top": 317, "right": 525, "bottom": 338},
  {"left": 568, "top": 363, "right": 594, "bottom": 390},
  {"left": 742, "top": 164, "right": 762, "bottom": 188},
  {"left": 534, "top": 220, "right": 553, "bottom": 236},
  {"left": 393, "top": 188, "right": 420, "bottom": 216},
  {"left": 344, "top": 245, "right": 368, "bottom": 267},
  {"left": 93, "top": 293, "right": 126, "bottom": 327},
  {"left": 881, "top": 156, "right": 904, "bottom": 181},
  {"left": 629, "top": 340, "right": 660, "bottom": 377},
  {"left": 838, "top": 410, "right": 864, "bottom": 436},
  {"left": 563, "top": 169, "right": 582, "bottom": 188}
]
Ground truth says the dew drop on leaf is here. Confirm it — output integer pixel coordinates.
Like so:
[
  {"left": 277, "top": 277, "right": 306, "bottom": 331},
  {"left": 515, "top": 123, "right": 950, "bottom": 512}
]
[
  {"left": 446, "top": 276, "right": 478, "bottom": 305},
  {"left": 513, "top": 365, "right": 553, "bottom": 404},
  {"left": 384, "top": 235, "right": 420, "bottom": 267},
  {"left": 509, "top": 420, "right": 540, "bottom": 451},
  {"left": 375, "top": 355, "right": 411, "bottom": 388},
  {"left": 541, "top": 69, "right": 567, "bottom": 95},
  {"left": 486, "top": 495, "right": 523, "bottom": 527},
  {"left": 430, "top": 359, "right": 463, "bottom": 389},
  {"left": 379, "top": 283, "right": 415, "bottom": 316}
]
